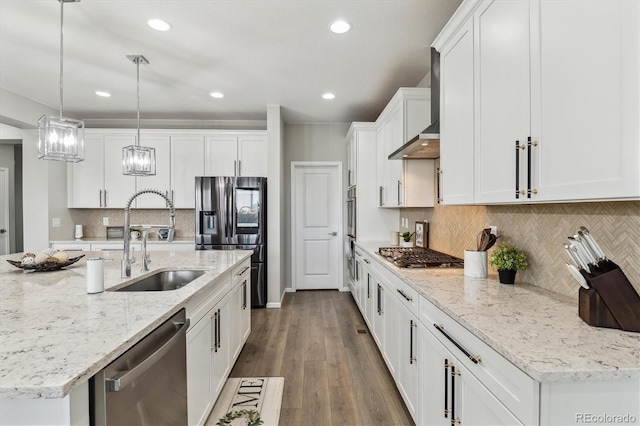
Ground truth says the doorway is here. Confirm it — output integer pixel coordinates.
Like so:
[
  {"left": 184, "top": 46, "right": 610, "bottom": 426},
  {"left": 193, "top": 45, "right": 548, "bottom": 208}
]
[
  {"left": 290, "top": 162, "right": 343, "bottom": 290},
  {"left": 0, "top": 167, "right": 9, "bottom": 255}
]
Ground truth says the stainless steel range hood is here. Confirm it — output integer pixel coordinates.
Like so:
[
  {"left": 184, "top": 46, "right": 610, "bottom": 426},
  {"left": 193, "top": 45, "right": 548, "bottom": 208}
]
[{"left": 389, "top": 47, "right": 440, "bottom": 159}]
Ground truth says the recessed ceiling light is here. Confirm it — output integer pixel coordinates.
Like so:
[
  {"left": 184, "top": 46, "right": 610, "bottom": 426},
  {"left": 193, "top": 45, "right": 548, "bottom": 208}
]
[
  {"left": 148, "top": 19, "right": 172, "bottom": 32},
  {"left": 95, "top": 91, "right": 111, "bottom": 98},
  {"left": 402, "top": 154, "right": 408, "bottom": 158},
  {"left": 322, "top": 93, "right": 335, "bottom": 100},
  {"left": 210, "top": 91, "right": 224, "bottom": 99},
  {"left": 330, "top": 20, "right": 351, "bottom": 34}
]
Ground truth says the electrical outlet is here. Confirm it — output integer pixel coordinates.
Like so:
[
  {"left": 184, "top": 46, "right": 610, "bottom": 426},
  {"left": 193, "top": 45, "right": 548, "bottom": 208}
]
[
  {"left": 52, "top": 218, "right": 61, "bottom": 228},
  {"left": 490, "top": 225, "right": 498, "bottom": 236},
  {"left": 103, "top": 217, "right": 109, "bottom": 226}
]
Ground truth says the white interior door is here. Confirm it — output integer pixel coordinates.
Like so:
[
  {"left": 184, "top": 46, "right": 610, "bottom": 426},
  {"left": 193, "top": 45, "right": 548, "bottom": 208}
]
[
  {"left": 0, "top": 168, "right": 9, "bottom": 255},
  {"left": 292, "top": 163, "right": 342, "bottom": 290}
]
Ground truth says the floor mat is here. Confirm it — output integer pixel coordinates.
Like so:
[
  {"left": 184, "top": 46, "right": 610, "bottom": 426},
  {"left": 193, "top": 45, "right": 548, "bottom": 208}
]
[{"left": 206, "top": 377, "right": 284, "bottom": 425}]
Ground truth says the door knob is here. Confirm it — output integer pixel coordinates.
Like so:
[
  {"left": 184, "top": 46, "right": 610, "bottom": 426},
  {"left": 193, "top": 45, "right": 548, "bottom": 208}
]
[
  {"left": 328, "top": 231, "right": 337, "bottom": 236},
  {"left": 0, "top": 229, "right": 6, "bottom": 234}
]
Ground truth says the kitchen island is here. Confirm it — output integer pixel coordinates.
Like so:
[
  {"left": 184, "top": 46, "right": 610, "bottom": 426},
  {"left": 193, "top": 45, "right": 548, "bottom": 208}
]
[
  {"left": 354, "top": 241, "right": 640, "bottom": 425},
  {"left": 0, "top": 249, "right": 252, "bottom": 425}
]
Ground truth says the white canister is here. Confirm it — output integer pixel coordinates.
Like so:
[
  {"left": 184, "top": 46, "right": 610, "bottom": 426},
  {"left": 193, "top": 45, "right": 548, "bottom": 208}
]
[
  {"left": 464, "top": 250, "right": 488, "bottom": 278},
  {"left": 390, "top": 231, "right": 399, "bottom": 246},
  {"left": 74, "top": 224, "right": 83, "bottom": 239},
  {"left": 87, "top": 257, "right": 105, "bottom": 294}
]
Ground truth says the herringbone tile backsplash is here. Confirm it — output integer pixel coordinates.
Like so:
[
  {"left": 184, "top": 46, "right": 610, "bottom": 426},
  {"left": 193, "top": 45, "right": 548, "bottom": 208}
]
[{"left": 400, "top": 201, "right": 640, "bottom": 298}]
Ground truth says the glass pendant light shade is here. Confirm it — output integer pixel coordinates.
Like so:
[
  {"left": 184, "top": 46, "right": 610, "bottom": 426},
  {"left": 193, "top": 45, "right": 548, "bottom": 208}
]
[
  {"left": 123, "top": 54, "right": 156, "bottom": 176},
  {"left": 122, "top": 144, "right": 156, "bottom": 176},
  {"left": 38, "top": 115, "right": 85, "bottom": 162},
  {"left": 38, "top": 0, "right": 85, "bottom": 163}
]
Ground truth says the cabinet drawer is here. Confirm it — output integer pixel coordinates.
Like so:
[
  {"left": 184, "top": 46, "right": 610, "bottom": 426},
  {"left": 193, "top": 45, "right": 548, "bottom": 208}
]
[
  {"left": 394, "top": 278, "right": 419, "bottom": 317},
  {"left": 231, "top": 259, "right": 251, "bottom": 285},
  {"left": 186, "top": 273, "right": 231, "bottom": 327},
  {"left": 420, "top": 296, "right": 539, "bottom": 425},
  {"left": 50, "top": 243, "right": 92, "bottom": 251}
]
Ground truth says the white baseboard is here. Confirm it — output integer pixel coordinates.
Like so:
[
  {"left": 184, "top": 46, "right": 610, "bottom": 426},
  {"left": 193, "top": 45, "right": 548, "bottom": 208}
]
[
  {"left": 339, "top": 286, "right": 350, "bottom": 292},
  {"left": 285, "top": 287, "right": 296, "bottom": 292},
  {"left": 266, "top": 289, "right": 287, "bottom": 309}
]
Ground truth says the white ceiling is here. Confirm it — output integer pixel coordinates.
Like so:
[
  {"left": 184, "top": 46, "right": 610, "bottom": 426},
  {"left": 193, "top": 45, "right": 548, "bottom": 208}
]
[{"left": 0, "top": 0, "right": 461, "bottom": 125}]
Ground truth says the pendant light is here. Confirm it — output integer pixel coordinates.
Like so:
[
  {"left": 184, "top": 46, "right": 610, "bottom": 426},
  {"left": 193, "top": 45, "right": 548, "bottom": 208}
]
[
  {"left": 37, "top": 0, "right": 85, "bottom": 163},
  {"left": 122, "top": 55, "right": 156, "bottom": 176}
]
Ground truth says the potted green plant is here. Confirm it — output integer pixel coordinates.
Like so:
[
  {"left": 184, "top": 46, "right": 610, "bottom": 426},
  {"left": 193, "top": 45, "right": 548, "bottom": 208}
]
[
  {"left": 489, "top": 244, "right": 527, "bottom": 284},
  {"left": 400, "top": 231, "right": 415, "bottom": 248}
]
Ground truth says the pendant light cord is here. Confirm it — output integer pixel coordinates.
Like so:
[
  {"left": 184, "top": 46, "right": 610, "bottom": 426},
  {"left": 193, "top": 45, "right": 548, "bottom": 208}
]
[
  {"left": 136, "top": 57, "right": 140, "bottom": 147},
  {"left": 59, "top": 0, "right": 64, "bottom": 118}
]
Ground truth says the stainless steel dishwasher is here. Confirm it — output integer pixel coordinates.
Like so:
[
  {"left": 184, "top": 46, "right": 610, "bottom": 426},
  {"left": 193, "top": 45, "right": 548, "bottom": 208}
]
[{"left": 91, "top": 308, "right": 190, "bottom": 425}]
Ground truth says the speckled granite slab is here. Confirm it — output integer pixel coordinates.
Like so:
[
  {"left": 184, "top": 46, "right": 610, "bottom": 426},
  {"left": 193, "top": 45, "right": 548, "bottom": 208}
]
[
  {"left": 0, "top": 250, "right": 251, "bottom": 399},
  {"left": 356, "top": 241, "right": 640, "bottom": 383}
]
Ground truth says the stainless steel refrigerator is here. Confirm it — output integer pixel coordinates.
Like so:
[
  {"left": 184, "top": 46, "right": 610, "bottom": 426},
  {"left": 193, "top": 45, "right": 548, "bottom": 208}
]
[{"left": 195, "top": 176, "right": 267, "bottom": 308}]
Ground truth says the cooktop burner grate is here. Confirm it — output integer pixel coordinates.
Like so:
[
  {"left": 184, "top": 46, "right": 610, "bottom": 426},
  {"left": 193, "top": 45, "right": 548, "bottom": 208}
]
[{"left": 378, "top": 247, "right": 464, "bottom": 269}]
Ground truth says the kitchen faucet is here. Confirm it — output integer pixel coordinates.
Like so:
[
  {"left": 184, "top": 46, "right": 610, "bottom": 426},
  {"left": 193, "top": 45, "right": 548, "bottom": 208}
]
[{"left": 122, "top": 189, "right": 175, "bottom": 278}]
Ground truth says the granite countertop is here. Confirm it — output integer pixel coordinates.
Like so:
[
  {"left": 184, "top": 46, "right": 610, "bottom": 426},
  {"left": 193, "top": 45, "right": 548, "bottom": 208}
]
[
  {"left": 355, "top": 241, "right": 640, "bottom": 383},
  {"left": 0, "top": 249, "right": 252, "bottom": 399}
]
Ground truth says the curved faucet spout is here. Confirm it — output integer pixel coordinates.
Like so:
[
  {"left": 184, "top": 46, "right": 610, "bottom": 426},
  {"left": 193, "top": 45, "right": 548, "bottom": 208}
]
[{"left": 122, "top": 189, "right": 176, "bottom": 278}]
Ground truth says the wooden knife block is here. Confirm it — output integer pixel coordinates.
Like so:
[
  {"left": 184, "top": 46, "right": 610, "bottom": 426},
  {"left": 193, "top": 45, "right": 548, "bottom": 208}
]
[{"left": 578, "top": 266, "right": 640, "bottom": 333}]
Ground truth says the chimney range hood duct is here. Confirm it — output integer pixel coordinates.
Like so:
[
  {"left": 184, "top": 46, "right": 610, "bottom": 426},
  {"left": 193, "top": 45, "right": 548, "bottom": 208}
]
[{"left": 389, "top": 47, "right": 440, "bottom": 159}]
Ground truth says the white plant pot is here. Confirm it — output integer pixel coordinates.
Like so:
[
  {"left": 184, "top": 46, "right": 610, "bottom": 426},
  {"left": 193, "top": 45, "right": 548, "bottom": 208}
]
[{"left": 400, "top": 240, "right": 413, "bottom": 248}]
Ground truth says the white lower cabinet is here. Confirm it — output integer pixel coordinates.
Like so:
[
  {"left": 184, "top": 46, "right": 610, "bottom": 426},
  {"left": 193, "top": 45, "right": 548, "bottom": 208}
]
[
  {"left": 419, "top": 323, "right": 522, "bottom": 425},
  {"left": 210, "top": 296, "right": 231, "bottom": 400},
  {"left": 187, "top": 313, "right": 213, "bottom": 426},
  {"left": 397, "top": 302, "right": 419, "bottom": 422},
  {"left": 186, "top": 261, "right": 252, "bottom": 426}
]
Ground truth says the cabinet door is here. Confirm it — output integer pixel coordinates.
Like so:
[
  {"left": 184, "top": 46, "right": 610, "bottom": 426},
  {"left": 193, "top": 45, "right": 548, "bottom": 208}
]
[
  {"left": 474, "top": 0, "right": 531, "bottom": 204},
  {"left": 420, "top": 324, "right": 522, "bottom": 426},
  {"left": 376, "top": 125, "right": 387, "bottom": 207},
  {"left": 205, "top": 135, "right": 237, "bottom": 176},
  {"left": 211, "top": 297, "right": 231, "bottom": 401},
  {"left": 187, "top": 316, "right": 213, "bottom": 426},
  {"left": 403, "top": 160, "right": 435, "bottom": 207},
  {"left": 172, "top": 135, "right": 205, "bottom": 208},
  {"left": 386, "top": 107, "right": 404, "bottom": 206},
  {"left": 135, "top": 134, "right": 171, "bottom": 208},
  {"left": 397, "top": 303, "right": 419, "bottom": 421},
  {"left": 103, "top": 134, "right": 137, "bottom": 207},
  {"left": 533, "top": 0, "right": 640, "bottom": 201},
  {"left": 372, "top": 280, "right": 384, "bottom": 348},
  {"left": 238, "top": 134, "right": 267, "bottom": 177},
  {"left": 347, "top": 133, "right": 357, "bottom": 187},
  {"left": 439, "top": 18, "right": 475, "bottom": 205},
  {"left": 241, "top": 278, "right": 251, "bottom": 343},
  {"left": 230, "top": 285, "right": 243, "bottom": 361},
  {"left": 381, "top": 281, "right": 398, "bottom": 379},
  {"left": 68, "top": 133, "right": 104, "bottom": 208}
]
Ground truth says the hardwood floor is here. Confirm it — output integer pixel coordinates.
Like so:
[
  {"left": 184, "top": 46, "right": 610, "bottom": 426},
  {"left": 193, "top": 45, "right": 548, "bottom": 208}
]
[{"left": 230, "top": 290, "right": 414, "bottom": 426}]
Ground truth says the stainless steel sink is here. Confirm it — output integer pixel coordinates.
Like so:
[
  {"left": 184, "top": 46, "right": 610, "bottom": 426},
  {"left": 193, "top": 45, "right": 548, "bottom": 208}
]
[{"left": 112, "top": 269, "right": 206, "bottom": 292}]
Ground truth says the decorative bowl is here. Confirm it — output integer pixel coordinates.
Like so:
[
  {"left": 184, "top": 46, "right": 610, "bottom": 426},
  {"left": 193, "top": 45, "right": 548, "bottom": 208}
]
[{"left": 6, "top": 255, "right": 85, "bottom": 272}]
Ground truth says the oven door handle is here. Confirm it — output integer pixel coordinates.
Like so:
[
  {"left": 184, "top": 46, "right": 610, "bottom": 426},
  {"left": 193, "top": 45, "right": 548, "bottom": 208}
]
[{"left": 105, "top": 319, "right": 190, "bottom": 392}]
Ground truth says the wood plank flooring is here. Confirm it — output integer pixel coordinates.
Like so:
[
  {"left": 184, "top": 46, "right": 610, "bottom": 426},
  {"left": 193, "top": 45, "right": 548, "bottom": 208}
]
[{"left": 229, "top": 290, "right": 414, "bottom": 426}]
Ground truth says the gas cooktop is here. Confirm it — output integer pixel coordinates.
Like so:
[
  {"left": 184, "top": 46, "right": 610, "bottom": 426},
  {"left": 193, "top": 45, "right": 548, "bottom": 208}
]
[{"left": 378, "top": 247, "right": 464, "bottom": 269}]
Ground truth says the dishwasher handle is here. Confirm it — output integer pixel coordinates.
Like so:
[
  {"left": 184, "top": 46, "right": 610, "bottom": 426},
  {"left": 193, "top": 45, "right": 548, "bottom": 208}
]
[{"left": 105, "top": 318, "right": 190, "bottom": 392}]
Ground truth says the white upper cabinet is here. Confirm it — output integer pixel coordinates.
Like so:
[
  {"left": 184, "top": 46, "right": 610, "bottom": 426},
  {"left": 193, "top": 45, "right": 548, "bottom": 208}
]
[
  {"left": 135, "top": 134, "right": 171, "bottom": 208},
  {"left": 205, "top": 133, "right": 267, "bottom": 177},
  {"left": 533, "top": 0, "right": 639, "bottom": 201},
  {"left": 171, "top": 135, "right": 205, "bottom": 209},
  {"left": 68, "top": 131, "right": 136, "bottom": 208},
  {"left": 375, "top": 88, "right": 435, "bottom": 208},
  {"left": 474, "top": 0, "right": 532, "bottom": 204},
  {"left": 434, "top": 0, "right": 640, "bottom": 204},
  {"left": 439, "top": 17, "right": 475, "bottom": 205}
]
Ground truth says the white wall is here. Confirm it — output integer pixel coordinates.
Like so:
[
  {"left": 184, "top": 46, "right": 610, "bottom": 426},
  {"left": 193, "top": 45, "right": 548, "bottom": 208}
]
[
  {"left": 266, "top": 105, "right": 286, "bottom": 308},
  {"left": 21, "top": 130, "right": 49, "bottom": 250},
  {"left": 283, "top": 123, "right": 350, "bottom": 291}
]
